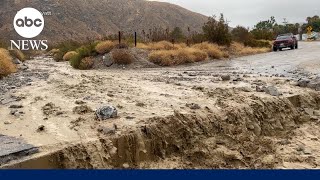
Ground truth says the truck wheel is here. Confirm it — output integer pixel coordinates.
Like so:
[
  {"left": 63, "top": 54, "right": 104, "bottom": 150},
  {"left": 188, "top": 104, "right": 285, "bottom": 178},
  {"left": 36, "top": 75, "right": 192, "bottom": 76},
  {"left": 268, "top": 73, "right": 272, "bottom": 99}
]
[
  {"left": 290, "top": 45, "right": 294, "bottom": 50},
  {"left": 273, "top": 47, "right": 278, "bottom": 52}
]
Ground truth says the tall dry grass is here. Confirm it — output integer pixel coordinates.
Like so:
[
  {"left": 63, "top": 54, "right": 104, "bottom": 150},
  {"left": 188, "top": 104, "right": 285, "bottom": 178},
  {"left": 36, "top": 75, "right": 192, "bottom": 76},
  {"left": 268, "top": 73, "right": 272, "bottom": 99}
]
[
  {"left": 192, "top": 42, "right": 226, "bottom": 59},
  {"left": 230, "top": 42, "right": 270, "bottom": 56},
  {"left": 138, "top": 41, "right": 187, "bottom": 50},
  {"left": 148, "top": 48, "right": 208, "bottom": 66},
  {"left": 95, "top": 40, "right": 116, "bottom": 54},
  {"left": 111, "top": 49, "right": 134, "bottom": 65},
  {"left": 0, "top": 48, "right": 17, "bottom": 78}
]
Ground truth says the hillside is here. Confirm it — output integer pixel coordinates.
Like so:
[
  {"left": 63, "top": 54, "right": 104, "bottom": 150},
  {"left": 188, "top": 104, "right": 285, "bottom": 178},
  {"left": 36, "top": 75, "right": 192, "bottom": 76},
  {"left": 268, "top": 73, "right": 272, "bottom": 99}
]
[{"left": 0, "top": 0, "right": 208, "bottom": 44}]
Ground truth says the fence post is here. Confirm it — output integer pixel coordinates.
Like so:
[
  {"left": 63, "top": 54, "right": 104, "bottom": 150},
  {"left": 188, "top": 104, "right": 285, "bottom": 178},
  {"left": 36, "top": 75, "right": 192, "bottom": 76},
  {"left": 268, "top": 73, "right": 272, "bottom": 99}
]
[
  {"left": 119, "top": 31, "right": 121, "bottom": 44},
  {"left": 135, "top": 32, "right": 137, "bottom": 47}
]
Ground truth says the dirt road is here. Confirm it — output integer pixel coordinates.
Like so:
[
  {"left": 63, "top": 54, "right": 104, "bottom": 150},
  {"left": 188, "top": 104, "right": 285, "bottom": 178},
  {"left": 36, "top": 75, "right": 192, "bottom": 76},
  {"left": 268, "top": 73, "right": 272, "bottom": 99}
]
[{"left": 0, "top": 42, "right": 320, "bottom": 169}]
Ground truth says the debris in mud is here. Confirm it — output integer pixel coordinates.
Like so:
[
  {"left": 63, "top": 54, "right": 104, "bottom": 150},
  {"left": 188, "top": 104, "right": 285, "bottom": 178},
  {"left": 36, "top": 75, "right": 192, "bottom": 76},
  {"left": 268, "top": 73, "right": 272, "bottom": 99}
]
[
  {"left": 256, "top": 86, "right": 281, "bottom": 96},
  {"left": 136, "top": 102, "right": 146, "bottom": 107},
  {"left": 4, "top": 121, "right": 12, "bottom": 125},
  {"left": 75, "top": 100, "right": 86, "bottom": 105},
  {"left": 264, "top": 86, "right": 281, "bottom": 96},
  {"left": 297, "top": 79, "right": 310, "bottom": 88},
  {"left": 73, "top": 105, "right": 93, "bottom": 115},
  {"left": 96, "top": 105, "right": 118, "bottom": 120},
  {"left": 42, "top": 102, "right": 61, "bottom": 116},
  {"left": 238, "top": 87, "right": 252, "bottom": 92},
  {"left": 9, "top": 104, "right": 23, "bottom": 109},
  {"left": 221, "top": 75, "right": 231, "bottom": 81},
  {"left": 69, "top": 117, "right": 86, "bottom": 130},
  {"left": 37, "top": 125, "right": 45, "bottom": 132},
  {"left": 186, "top": 103, "right": 201, "bottom": 110},
  {"left": 256, "top": 86, "right": 266, "bottom": 92},
  {"left": 97, "top": 125, "right": 116, "bottom": 135}
]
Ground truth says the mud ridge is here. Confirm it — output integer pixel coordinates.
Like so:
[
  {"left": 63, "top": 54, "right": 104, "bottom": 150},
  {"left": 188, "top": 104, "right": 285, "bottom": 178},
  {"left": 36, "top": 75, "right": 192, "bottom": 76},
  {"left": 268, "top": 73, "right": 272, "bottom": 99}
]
[{"left": 54, "top": 92, "right": 320, "bottom": 169}]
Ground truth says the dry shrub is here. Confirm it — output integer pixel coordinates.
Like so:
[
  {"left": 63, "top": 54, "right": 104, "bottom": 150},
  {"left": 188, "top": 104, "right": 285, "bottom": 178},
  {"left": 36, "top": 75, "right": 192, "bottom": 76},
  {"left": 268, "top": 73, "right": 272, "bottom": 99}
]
[
  {"left": 9, "top": 49, "right": 25, "bottom": 62},
  {"left": 138, "top": 41, "right": 178, "bottom": 50},
  {"left": 49, "top": 48, "right": 60, "bottom": 55},
  {"left": 192, "top": 42, "right": 225, "bottom": 59},
  {"left": 63, "top": 51, "right": 78, "bottom": 61},
  {"left": 111, "top": 49, "right": 134, "bottom": 64},
  {"left": 79, "top": 57, "right": 94, "bottom": 70},
  {"left": 95, "top": 41, "right": 115, "bottom": 54},
  {"left": 230, "top": 42, "right": 270, "bottom": 56},
  {"left": 0, "top": 48, "right": 17, "bottom": 78},
  {"left": 148, "top": 48, "right": 208, "bottom": 66}
]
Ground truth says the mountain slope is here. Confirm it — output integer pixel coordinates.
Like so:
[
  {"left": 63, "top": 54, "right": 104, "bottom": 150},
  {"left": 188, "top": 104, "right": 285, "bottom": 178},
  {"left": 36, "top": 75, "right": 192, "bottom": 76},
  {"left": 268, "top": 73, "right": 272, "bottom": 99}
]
[{"left": 0, "top": 0, "right": 208, "bottom": 44}]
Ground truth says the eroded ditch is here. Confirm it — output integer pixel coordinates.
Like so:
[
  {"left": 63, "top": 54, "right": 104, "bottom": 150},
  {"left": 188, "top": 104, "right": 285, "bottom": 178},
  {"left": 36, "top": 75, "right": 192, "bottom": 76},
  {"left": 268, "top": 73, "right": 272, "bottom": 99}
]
[{"left": 4, "top": 90, "right": 320, "bottom": 169}]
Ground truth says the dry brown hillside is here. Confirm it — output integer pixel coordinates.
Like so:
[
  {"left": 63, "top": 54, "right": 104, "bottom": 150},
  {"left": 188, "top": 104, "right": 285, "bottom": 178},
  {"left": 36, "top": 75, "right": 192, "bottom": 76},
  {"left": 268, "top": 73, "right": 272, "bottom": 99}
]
[{"left": 0, "top": 0, "right": 208, "bottom": 44}]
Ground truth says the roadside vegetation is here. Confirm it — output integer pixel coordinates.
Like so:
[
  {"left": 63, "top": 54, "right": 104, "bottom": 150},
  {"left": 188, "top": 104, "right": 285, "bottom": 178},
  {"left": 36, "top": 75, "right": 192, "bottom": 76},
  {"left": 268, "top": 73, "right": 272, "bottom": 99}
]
[
  {"left": 50, "top": 14, "right": 275, "bottom": 69},
  {"left": 0, "top": 48, "right": 17, "bottom": 78}
]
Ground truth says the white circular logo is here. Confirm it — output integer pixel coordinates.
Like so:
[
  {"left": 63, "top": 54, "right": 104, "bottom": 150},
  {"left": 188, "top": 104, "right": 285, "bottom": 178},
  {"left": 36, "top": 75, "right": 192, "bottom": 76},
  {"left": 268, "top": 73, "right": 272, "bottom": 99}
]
[{"left": 13, "top": 7, "right": 44, "bottom": 39}]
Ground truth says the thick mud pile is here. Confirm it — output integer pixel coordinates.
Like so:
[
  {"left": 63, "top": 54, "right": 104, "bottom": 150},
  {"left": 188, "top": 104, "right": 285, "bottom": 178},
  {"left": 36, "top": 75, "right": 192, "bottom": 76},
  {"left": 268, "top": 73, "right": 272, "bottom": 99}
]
[{"left": 56, "top": 90, "right": 320, "bottom": 169}]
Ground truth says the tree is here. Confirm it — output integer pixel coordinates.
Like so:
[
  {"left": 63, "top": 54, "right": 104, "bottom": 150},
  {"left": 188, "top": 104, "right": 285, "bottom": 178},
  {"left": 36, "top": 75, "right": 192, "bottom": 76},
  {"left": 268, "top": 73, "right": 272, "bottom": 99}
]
[
  {"left": 202, "top": 14, "right": 232, "bottom": 46},
  {"left": 304, "top": 15, "right": 320, "bottom": 32},
  {"left": 231, "top": 26, "right": 252, "bottom": 43},
  {"left": 170, "top": 27, "right": 186, "bottom": 42}
]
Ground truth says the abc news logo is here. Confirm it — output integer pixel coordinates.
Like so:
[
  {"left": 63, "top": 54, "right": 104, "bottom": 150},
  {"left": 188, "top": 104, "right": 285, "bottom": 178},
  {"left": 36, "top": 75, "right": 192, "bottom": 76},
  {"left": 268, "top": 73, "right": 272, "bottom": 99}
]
[{"left": 10, "top": 7, "right": 48, "bottom": 51}]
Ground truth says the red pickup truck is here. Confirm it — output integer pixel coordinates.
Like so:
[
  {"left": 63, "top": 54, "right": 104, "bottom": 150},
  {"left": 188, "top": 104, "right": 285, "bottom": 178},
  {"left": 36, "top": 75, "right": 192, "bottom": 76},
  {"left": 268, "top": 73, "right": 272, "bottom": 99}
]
[{"left": 273, "top": 34, "right": 298, "bottom": 51}]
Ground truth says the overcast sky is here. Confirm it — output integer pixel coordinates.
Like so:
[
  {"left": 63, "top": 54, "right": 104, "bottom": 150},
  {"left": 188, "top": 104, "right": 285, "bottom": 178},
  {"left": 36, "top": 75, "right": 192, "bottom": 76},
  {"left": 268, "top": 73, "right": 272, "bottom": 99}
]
[{"left": 150, "top": 0, "right": 320, "bottom": 28}]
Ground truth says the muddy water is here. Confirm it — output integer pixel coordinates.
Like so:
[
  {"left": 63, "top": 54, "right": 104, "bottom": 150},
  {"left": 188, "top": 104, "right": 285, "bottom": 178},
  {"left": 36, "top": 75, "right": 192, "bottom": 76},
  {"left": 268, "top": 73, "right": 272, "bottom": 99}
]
[
  {"left": 1, "top": 42, "right": 320, "bottom": 169},
  {"left": 178, "top": 42, "right": 320, "bottom": 78}
]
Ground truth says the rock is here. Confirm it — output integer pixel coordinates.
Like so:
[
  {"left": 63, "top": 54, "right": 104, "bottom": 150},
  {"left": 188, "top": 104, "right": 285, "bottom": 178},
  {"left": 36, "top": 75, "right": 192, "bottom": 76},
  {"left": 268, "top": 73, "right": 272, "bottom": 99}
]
[
  {"left": 304, "top": 108, "right": 314, "bottom": 116},
  {"left": 75, "top": 100, "right": 86, "bottom": 105},
  {"left": 4, "top": 121, "right": 12, "bottom": 125},
  {"left": 96, "top": 105, "right": 118, "bottom": 120},
  {"left": 9, "top": 104, "right": 23, "bottom": 109},
  {"left": 314, "top": 110, "right": 320, "bottom": 116},
  {"left": 233, "top": 77, "right": 243, "bottom": 82},
  {"left": 256, "top": 86, "right": 266, "bottom": 92},
  {"left": 296, "top": 144, "right": 305, "bottom": 152},
  {"left": 107, "top": 93, "right": 114, "bottom": 97},
  {"left": 186, "top": 103, "right": 201, "bottom": 110},
  {"left": 297, "top": 79, "right": 310, "bottom": 87},
  {"left": 264, "top": 86, "right": 280, "bottom": 96},
  {"left": 73, "top": 105, "right": 93, "bottom": 115},
  {"left": 239, "top": 87, "right": 252, "bottom": 92},
  {"left": 307, "top": 82, "right": 320, "bottom": 91},
  {"left": 20, "top": 65, "right": 29, "bottom": 71},
  {"left": 122, "top": 163, "right": 130, "bottom": 169},
  {"left": 221, "top": 75, "right": 231, "bottom": 81},
  {"left": 303, "top": 148, "right": 312, "bottom": 155},
  {"left": 12, "top": 58, "right": 22, "bottom": 64},
  {"left": 102, "top": 54, "right": 114, "bottom": 67},
  {"left": 299, "top": 115, "right": 311, "bottom": 123}
]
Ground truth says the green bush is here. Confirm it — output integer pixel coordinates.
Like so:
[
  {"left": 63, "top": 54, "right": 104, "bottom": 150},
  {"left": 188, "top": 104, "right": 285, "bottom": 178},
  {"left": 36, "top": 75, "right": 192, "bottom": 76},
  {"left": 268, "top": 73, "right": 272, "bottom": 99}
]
[
  {"left": 53, "top": 41, "right": 81, "bottom": 62},
  {"left": 70, "top": 42, "right": 98, "bottom": 69}
]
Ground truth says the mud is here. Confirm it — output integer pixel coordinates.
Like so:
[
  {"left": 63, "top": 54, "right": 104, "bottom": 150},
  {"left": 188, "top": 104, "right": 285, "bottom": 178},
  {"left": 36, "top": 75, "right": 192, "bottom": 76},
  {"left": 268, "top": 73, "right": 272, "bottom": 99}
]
[{"left": 1, "top": 42, "right": 320, "bottom": 169}]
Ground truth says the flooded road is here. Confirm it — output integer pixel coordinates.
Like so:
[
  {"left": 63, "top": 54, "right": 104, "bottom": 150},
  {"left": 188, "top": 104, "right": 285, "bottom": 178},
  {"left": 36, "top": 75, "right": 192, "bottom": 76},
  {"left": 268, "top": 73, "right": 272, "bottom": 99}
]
[{"left": 179, "top": 41, "right": 320, "bottom": 78}]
